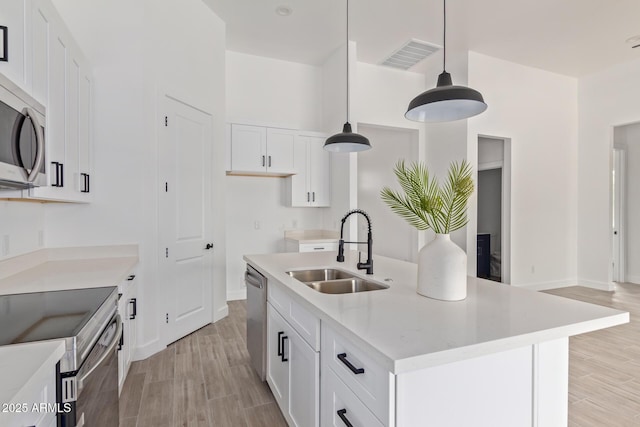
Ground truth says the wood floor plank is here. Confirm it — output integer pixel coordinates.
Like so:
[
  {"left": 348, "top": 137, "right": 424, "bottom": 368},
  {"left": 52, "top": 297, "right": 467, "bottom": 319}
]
[
  {"left": 137, "top": 379, "right": 174, "bottom": 424},
  {"left": 173, "top": 378, "right": 210, "bottom": 427},
  {"left": 208, "top": 395, "right": 248, "bottom": 427},
  {"left": 230, "top": 364, "right": 275, "bottom": 409},
  {"left": 244, "top": 402, "right": 288, "bottom": 427},
  {"left": 120, "top": 372, "right": 146, "bottom": 419}
]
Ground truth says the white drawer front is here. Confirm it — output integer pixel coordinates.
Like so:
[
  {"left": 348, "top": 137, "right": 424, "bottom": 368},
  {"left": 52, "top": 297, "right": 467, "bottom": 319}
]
[
  {"left": 321, "top": 366, "right": 384, "bottom": 427},
  {"left": 268, "top": 282, "right": 320, "bottom": 351},
  {"left": 322, "top": 324, "right": 389, "bottom": 423},
  {"left": 299, "top": 242, "right": 338, "bottom": 253}
]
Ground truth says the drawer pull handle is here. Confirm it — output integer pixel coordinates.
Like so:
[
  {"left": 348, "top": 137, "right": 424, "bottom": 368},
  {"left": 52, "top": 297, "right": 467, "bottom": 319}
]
[
  {"left": 337, "top": 353, "right": 364, "bottom": 374},
  {"left": 129, "top": 298, "right": 137, "bottom": 320},
  {"left": 313, "top": 247, "right": 324, "bottom": 251},
  {"left": 337, "top": 409, "right": 354, "bottom": 427}
]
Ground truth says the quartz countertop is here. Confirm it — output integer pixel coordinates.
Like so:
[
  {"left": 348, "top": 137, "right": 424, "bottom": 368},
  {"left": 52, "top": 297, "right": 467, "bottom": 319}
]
[
  {"left": 0, "top": 245, "right": 138, "bottom": 295},
  {"left": 0, "top": 340, "right": 65, "bottom": 410},
  {"left": 284, "top": 229, "right": 339, "bottom": 243},
  {"left": 244, "top": 251, "right": 629, "bottom": 374}
]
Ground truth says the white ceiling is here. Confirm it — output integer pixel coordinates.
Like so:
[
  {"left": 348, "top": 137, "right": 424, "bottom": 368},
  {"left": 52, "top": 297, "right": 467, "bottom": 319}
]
[{"left": 204, "top": 0, "right": 640, "bottom": 77}]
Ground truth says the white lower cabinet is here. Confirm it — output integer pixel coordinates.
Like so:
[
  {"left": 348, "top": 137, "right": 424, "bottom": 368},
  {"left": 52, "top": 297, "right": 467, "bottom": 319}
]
[
  {"left": 117, "top": 270, "right": 138, "bottom": 393},
  {"left": 322, "top": 367, "right": 384, "bottom": 427},
  {"left": 267, "top": 302, "right": 319, "bottom": 427}
]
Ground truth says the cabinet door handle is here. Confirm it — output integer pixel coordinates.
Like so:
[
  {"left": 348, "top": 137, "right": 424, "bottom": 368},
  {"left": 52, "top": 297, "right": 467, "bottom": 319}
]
[
  {"left": 312, "top": 192, "right": 315, "bottom": 202},
  {"left": 129, "top": 298, "right": 137, "bottom": 320},
  {"left": 117, "top": 326, "right": 124, "bottom": 351},
  {"left": 127, "top": 275, "right": 136, "bottom": 281},
  {"left": 51, "top": 162, "right": 61, "bottom": 187},
  {"left": 337, "top": 409, "right": 354, "bottom": 427},
  {"left": 337, "top": 353, "right": 364, "bottom": 374},
  {"left": 307, "top": 192, "right": 310, "bottom": 202},
  {"left": 58, "top": 162, "right": 64, "bottom": 187},
  {"left": 262, "top": 155, "right": 266, "bottom": 167},
  {"left": 281, "top": 335, "right": 288, "bottom": 362},
  {"left": 268, "top": 155, "right": 272, "bottom": 167},
  {"left": 277, "top": 331, "right": 284, "bottom": 357},
  {"left": 86, "top": 173, "right": 90, "bottom": 193}
]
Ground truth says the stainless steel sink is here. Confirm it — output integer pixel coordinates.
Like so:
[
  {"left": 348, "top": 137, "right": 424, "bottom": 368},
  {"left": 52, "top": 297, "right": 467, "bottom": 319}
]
[
  {"left": 286, "top": 269, "right": 388, "bottom": 294},
  {"left": 286, "top": 268, "right": 354, "bottom": 282},
  {"left": 305, "top": 278, "right": 389, "bottom": 294}
]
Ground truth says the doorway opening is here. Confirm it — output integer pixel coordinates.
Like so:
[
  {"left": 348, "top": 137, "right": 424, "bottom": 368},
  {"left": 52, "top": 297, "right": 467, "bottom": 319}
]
[
  {"left": 357, "top": 124, "right": 419, "bottom": 262},
  {"left": 477, "top": 136, "right": 511, "bottom": 283},
  {"left": 611, "top": 121, "right": 640, "bottom": 285}
]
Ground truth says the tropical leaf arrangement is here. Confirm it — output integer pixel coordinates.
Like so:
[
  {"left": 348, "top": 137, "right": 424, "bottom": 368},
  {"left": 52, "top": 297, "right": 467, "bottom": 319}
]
[{"left": 380, "top": 160, "right": 474, "bottom": 234}]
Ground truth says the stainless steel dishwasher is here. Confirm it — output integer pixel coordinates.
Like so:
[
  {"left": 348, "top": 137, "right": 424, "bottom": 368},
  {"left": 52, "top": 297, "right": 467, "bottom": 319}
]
[{"left": 245, "top": 264, "right": 267, "bottom": 381}]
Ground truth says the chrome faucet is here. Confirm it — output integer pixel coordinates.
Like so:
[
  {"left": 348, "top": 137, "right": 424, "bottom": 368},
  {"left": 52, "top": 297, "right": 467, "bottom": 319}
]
[{"left": 336, "top": 209, "right": 373, "bottom": 274}]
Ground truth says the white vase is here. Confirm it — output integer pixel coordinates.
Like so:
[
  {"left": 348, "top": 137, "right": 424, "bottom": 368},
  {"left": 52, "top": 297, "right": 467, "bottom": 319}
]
[{"left": 417, "top": 233, "right": 467, "bottom": 301}]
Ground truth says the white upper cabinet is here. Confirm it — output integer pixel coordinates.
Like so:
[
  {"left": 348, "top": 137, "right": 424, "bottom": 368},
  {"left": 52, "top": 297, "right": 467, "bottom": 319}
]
[
  {"left": 0, "top": 0, "right": 29, "bottom": 89},
  {"left": 229, "top": 124, "right": 296, "bottom": 176},
  {"left": 25, "top": 0, "right": 93, "bottom": 202},
  {"left": 286, "top": 134, "right": 330, "bottom": 207}
]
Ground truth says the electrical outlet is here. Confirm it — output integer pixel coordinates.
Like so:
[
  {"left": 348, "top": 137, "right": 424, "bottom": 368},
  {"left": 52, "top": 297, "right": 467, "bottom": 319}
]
[
  {"left": 1, "top": 235, "right": 9, "bottom": 257},
  {"left": 254, "top": 220, "right": 260, "bottom": 230}
]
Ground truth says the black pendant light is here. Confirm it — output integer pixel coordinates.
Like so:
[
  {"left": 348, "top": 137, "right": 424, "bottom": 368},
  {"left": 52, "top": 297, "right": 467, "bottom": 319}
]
[
  {"left": 405, "top": 0, "right": 487, "bottom": 123},
  {"left": 324, "top": 0, "right": 371, "bottom": 152}
]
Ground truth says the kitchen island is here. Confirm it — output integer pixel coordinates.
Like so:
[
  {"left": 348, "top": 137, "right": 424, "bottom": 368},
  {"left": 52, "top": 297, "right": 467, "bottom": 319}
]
[{"left": 244, "top": 250, "right": 628, "bottom": 427}]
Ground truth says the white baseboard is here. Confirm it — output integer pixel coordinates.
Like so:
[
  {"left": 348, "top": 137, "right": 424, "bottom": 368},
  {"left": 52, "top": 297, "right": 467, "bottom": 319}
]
[
  {"left": 227, "top": 288, "right": 247, "bottom": 301},
  {"left": 519, "top": 280, "right": 576, "bottom": 291},
  {"left": 214, "top": 303, "right": 229, "bottom": 322},
  {"left": 577, "top": 279, "right": 614, "bottom": 291},
  {"left": 626, "top": 275, "right": 640, "bottom": 285},
  {"left": 133, "top": 338, "right": 164, "bottom": 362}
]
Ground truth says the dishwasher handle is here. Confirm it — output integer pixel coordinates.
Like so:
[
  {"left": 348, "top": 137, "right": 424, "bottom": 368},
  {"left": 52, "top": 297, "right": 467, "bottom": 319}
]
[{"left": 245, "top": 271, "right": 264, "bottom": 289}]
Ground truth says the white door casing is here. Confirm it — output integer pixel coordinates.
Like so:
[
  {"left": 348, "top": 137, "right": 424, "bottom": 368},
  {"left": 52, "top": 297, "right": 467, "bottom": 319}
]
[
  {"left": 612, "top": 148, "right": 626, "bottom": 283},
  {"left": 159, "top": 94, "right": 214, "bottom": 344}
]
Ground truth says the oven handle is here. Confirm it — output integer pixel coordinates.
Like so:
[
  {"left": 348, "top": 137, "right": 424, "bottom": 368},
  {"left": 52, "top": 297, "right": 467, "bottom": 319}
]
[
  {"left": 79, "top": 314, "right": 122, "bottom": 385},
  {"left": 23, "top": 107, "right": 44, "bottom": 183}
]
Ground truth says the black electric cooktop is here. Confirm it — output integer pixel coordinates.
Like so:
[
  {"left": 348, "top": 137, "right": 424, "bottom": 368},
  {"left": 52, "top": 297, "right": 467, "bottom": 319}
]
[{"left": 0, "top": 287, "right": 115, "bottom": 346}]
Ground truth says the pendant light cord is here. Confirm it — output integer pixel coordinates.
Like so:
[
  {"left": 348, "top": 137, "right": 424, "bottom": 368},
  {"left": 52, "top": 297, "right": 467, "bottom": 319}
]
[
  {"left": 346, "top": 0, "right": 350, "bottom": 123},
  {"left": 443, "top": 0, "right": 446, "bottom": 72}
]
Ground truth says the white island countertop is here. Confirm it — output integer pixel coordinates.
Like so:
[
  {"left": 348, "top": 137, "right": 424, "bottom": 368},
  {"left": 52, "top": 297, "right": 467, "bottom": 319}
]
[{"left": 244, "top": 251, "right": 629, "bottom": 374}]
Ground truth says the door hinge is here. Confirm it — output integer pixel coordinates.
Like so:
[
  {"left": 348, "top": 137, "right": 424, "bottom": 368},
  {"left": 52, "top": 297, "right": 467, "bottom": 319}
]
[
  {"left": 165, "top": 247, "right": 169, "bottom": 258},
  {"left": 165, "top": 182, "right": 168, "bottom": 192},
  {"left": 166, "top": 313, "right": 169, "bottom": 324},
  {"left": 165, "top": 116, "right": 168, "bottom": 126}
]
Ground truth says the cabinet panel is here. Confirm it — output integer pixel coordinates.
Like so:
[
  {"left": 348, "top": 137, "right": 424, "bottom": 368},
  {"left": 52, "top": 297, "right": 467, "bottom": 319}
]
[
  {"left": 308, "top": 137, "right": 330, "bottom": 207},
  {"left": 266, "top": 128, "right": 296, "bottom": 174},
  {"left": 31, "top": 3, "right": 50, "bottom": 105},
  {"left": 231, "top": 124, "right": 267, "bottom": 173},
  {"left": 67, "top": 57, "right": 80, "bottom": 191},
  {"left": 267, "top": 303, "right": 289, "bottom": 407},
  {"left": 289, "top": 136, "right": 309, "bottom": 205},
  {"left": 78, "top": 70, "right": 91, "bottom": 195},
  {"left": 321, "top": 367, "right": 384, "bottom": 427},
  {"left": 288, "top": 328, "right": 319, "bottom": 427}
]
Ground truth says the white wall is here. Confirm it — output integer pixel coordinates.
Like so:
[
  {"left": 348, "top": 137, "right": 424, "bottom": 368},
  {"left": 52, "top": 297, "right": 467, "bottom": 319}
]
[
  {"left": 468, "top": 52, "right": 578, "bottom": 289},
  {"left": 0, "top": 202, "right": 44, "bottom": 260},
  {"left": 225, "top": 51, "right": 326, "bottom": 300},
  {"left": 577, "top": 58, "right": 640, "bottom": 290},
  {"left": 613, "top": 122, "right": 640, "bottom": 284},
  {"left": 47, "top": 0, "right": 227, "bottom": 358},
  {"left": 357, "top": 125, "right": 419, "bottom": 262},
  {"left": 226, "top": 51, "right": 324, "bottom": 130}
]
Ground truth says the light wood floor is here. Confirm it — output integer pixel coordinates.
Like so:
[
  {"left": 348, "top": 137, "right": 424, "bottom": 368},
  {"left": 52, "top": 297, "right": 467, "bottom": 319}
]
[
  {"left": 119, "top": 300, "right": 287, "bottom": 427},
  {"left": 121, "top": 285, "right": 640, "bottom": 426},
  {"left": 545, "top": 282, "right": 640, "bottom": 427}
]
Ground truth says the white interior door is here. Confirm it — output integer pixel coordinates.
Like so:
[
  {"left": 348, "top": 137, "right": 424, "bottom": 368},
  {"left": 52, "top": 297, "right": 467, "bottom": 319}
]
[
  {"left": 159, "top": 95, "right": 213, "bottom": 344},
  {"left": 612, "top": 148, "right": 625, "bottom": 282}
]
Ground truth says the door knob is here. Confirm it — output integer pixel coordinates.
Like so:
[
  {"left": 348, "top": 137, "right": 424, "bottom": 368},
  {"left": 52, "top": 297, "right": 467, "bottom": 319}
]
[{"left": 205, "top": 243, "right": 214, "bottom": 250}]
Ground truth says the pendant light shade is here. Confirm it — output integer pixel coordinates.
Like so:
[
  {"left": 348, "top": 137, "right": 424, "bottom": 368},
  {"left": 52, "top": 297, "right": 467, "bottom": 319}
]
[
  {"left": 324, "top": 122, "right": 371, "bottom": 152},
  {"left": 324, "top": 0, "right": 371, "bottom": 152},
  {"left": 405, "top": 0, "right": 487, "bottom": 123}
]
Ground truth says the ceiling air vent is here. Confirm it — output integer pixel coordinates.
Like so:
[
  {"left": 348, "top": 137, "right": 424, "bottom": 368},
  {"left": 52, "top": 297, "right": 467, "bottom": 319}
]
[{"left": 380, "top": 39, "right": 440, "bottom": 70}]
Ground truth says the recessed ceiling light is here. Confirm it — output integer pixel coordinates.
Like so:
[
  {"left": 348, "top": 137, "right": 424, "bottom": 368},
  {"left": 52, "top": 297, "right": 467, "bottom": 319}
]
[{"left": 275, "top": 6, "right": 293, "bottom": 17}]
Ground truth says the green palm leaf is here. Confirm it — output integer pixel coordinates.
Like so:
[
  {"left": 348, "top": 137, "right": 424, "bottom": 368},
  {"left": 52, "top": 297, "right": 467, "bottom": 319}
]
[{"left": 380, "top": 159, "right": 474, "bottom": 234}]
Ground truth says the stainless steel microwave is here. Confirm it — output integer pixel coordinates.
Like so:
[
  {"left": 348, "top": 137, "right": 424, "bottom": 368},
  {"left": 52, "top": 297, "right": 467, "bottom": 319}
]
[{"left": 0, "top": 72, "right": 46, "bottom": 190}]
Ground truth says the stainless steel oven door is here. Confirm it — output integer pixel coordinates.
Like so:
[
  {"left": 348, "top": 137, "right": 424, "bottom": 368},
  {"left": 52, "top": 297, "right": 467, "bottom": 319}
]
[{"left": 74, "top": 314, "right": 121, "bottom": 427}]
